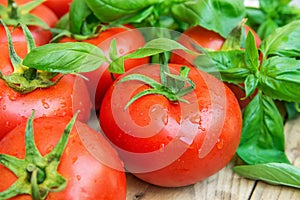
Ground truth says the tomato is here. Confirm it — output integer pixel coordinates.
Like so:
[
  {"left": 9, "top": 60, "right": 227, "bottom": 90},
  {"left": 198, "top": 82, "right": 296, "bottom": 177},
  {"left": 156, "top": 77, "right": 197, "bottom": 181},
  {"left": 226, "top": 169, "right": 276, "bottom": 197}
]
[
  {"left": 59, "top": 26, "right": 149, "bottom": 110},
  {"left": 0, "top": 0, "right": 58, "bottom": 46},
  {"left": 0, "top": 116, "right": 126, "bottom": 199},
  {"left": 43, "top": 0, "right": 72, "bottom": 18},
  {"left": 0, "top": 42, "right": 92, "bottom": 140},
  {"left": 100, "top": 63, "right": 242, "bottom": 187},
  {"left": 170, "top": 25, "right": 261, "bottom": 108}
]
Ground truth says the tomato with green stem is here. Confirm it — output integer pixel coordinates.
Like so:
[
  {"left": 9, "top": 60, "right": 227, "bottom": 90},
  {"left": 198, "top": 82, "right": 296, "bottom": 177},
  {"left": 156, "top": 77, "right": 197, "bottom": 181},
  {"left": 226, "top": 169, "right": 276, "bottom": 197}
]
[
  {"left": 59, "top": 26, "right": 149, "bottom": 110},
  {"left": 0, "top": 111, "right": 126, "bottom": 199},
  {"left": 0, "top": 19, "right": 91, "bottom": 140},
  {"left": 100, "top": 61, "right": 242, "bottom": 187},
  {"left": 0, "top": 0, "right": 58, "bottom": 46}
]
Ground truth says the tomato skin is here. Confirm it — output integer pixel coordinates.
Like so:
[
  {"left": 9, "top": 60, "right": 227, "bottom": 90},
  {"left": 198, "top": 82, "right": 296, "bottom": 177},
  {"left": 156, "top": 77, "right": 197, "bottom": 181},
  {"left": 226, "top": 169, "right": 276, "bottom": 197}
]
[
  {"left": 0, "top": 42, "right": 92, "bottom": 140},
  {"left": 100, "top": 64, "right": 242, "bottom": 187},
  {"left": 0, "top": 0, "right": 58, "bottom": 46},
  {"left": 59, "top": 26, "right": 149, "bottom": 110},
  {"left": 170, "top": 25, "right": 261, "bottom": 108},
  {"left": 0, "top": 117, "right": 126, "bottom": 199},
  {"left": 43, "top": 0, "right": 72, "bottom": 18}
]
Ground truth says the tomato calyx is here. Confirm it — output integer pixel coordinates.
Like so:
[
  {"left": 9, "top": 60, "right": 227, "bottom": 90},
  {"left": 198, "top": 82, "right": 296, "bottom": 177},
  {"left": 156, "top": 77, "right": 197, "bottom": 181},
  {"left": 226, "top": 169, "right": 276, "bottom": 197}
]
[
  {"left": 0, "top": 20, "right": 61, "bottom": 94},
  {"left": 119, "top": 54, "right": 195, "bottom": 109},
  {"left": 0, "top": 111, "right": 78, "bottom": 199},
  {"left": 0, "top": 0, "right": 48, "bottom": 29}
]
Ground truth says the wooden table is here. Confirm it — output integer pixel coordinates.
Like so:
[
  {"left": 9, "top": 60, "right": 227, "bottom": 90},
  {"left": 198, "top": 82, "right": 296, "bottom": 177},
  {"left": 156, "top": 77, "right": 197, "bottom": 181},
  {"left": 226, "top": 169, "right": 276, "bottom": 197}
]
[{"left": 126, "top": 117, "right": 300, "bottom": 200}]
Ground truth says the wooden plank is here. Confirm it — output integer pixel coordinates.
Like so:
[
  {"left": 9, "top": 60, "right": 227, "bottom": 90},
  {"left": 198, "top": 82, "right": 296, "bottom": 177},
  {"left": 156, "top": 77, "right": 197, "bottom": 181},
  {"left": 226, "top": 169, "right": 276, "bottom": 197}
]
[{"left": 126, "top": 117, "right": 300, "bottom": 200}]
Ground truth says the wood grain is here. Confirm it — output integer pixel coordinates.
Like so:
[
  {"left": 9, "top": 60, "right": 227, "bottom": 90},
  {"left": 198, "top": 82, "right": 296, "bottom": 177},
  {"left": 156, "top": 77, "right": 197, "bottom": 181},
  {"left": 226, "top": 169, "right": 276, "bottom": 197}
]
[{"left": 126, "top": 117, "right": 300, "bottom": 200}]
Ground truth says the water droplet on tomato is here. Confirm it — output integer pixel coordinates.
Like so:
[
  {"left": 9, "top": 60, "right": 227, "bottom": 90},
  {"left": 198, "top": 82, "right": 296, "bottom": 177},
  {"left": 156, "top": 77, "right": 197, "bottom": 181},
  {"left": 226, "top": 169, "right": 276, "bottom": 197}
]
[
  {"left": 8, "top": 92, "right": 18, "bottom": 101},
  {"left": 217, "top": 138, "right": 224, "bottom": 150},
  {"left": 179, "top": 136, "right": 193, "bottom": 146},
  {"left": 198, "top": 126, "right": 206, "bottom": 132},
  {"left": 189, "top": 113, "right": 200, "bottom": 124},
  {"left": 161, "top": 114, "right": 168, "bottom": 125},
  {"left": 60, "top": 101, "right": 67, "bottom": 108},
  {"left": 160, "top": 143, "right": 165, "bottom": 152},
  {"left": 41, "top": 99, "right": 50, "bottom": 109},
  {"left": 72, "top": 156, "right": 78, "bottom": 164},
  {"left": 5, "top": 121, "right": 10, "bottom": 128},
  {"left": 119, "top": 48, "right": 125, "bottom": 54}
]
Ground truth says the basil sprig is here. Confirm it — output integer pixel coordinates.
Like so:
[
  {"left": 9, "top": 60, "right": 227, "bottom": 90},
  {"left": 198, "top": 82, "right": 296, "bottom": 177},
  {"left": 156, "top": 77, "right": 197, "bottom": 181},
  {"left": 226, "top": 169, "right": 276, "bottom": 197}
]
[{"left": 195, "top": 20, "right": 300, "bottom": 188}]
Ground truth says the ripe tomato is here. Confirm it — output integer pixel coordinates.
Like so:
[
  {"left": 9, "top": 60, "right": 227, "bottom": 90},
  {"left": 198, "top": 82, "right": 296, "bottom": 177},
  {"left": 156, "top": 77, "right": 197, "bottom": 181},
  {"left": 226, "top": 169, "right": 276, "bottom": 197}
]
[
  {"left": 0, "top": 0, "right": 58, "bottom": 46},
  {"left": 59, "top": 26, "right": 149, "bottom": 110},
  {"left": 0, "top": 116, "right": 126, "bottom": 199},
  {"left": 0, "top": 42, "right": 92, "bottom": 140},
  {"left": 100, "top": 63, "right": 242, "bottom": 187},
  {"left": 170, "top": 25, "right": 261, "bottom": 108},
  {"left": 43, "top": 0, "right": 72, "bottom": 18}
]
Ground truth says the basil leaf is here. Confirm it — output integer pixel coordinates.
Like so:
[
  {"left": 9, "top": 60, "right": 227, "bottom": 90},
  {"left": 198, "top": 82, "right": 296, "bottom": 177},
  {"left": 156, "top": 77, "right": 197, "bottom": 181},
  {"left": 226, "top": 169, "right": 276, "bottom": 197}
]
[
  {"left": 22, "top": 42, "right": 108, "bottom": 73},
  {"left": 260, "top": 20, "right": 300, "bottom": 58},
  {"left": 195, "top": 50, "right": 250, "bottom": 83},
  {"left": 69, "top": 0, "right": 92, "bottom": 34},
  {"left": 259, "top": 56, "right": 300, "bottom": 102},
  {"left": 245, "top": 31, "right": 259, "bottom": 71},
  {"left": 244, "top": 74, "right": 258, "bottom": 98},
  {"left": 233, "top": 163, "right": 300, "bottom": 189},
  {"left": 171, "top": 0, "right": 246, "bottom": 37},
  {"left": 85, "top": 0, "right": 164, "bottom": 22},
  {"left": 109, "top": 37, "right": 196, "bottom": 74},
  {"left": 237, "top": 92, "right": 290, "bottom": 165},
  {"left": 256, "top": 19, "right": 278, "bottom": 41},
  {"left": 285, "top": 102, "right": 300, "bottom": 120}
]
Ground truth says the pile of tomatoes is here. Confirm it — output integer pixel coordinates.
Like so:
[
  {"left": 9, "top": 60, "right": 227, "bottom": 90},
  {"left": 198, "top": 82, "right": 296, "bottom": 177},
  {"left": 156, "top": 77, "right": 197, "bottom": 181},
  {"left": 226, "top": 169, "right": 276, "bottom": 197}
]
[{"left": 0, "top": 0, "right": 263, "bottom": 199}]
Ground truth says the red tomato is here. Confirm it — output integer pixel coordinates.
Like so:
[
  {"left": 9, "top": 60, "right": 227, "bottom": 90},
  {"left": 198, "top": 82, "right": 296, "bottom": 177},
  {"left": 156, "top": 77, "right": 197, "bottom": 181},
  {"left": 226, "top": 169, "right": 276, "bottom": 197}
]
[
  {"left": 43, "top": 0, "right": 72, "bottom": 18},
  {"left": 0, "top": 0, "right": 58, "bottom": 46},
  {"left": 0, "top": 42, "right": 92, "bottom": 140},
  {"left": 0, "top": 116, "right": 126, "bottom": 199},
  {"left": 170, "top": 25, "right": 261, "bottom": 108},
  {"left": 100, "top": 63, "right": 242, "bottom": 187},
  {"left": 59, "top": 26, "right": 149, "bottom": 110}
]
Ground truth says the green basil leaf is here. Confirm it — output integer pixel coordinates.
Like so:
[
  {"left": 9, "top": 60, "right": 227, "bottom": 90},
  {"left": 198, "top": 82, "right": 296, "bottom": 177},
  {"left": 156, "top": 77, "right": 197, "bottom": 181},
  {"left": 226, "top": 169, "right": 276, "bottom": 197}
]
[
  {"left": 246, "top": 7, "right": 266, "bottom": 26},
  {"left": 245, "top": 31, "right": 259, "bottom": 71},
  {"left": 85, "top": 0, "right": 164, "bottom": 22},
  {"left": 285, "top": 102, "right": 300, "bottom": 120},
  {"left": 171, "top": 0, "right": 246, "bottom": 37},
  {"left": 107, "top": 6, "right": 155, "bottom": 26},
  {"left": 260, "top": 20, "right": 300, "bottom": 57},
  {"left": 244, "top": 74, "right": 258, "bottom": 98},
  {"left": 22, "top": 42, "right": 108, "bottom": 73},
  {"left": 256, "top": 19, "right": 278, "bottom": 41},
  {"left": 195, "top": 50, "right": 249, "bottom": 83},
  {"left": 69, "top": 0, "right": 92, "bottom": 34},
  {"left": 233, "top": 163, "right": 300, "bottom": 189},
  {"left": 259, "top": 56, "right": 300, "bottom": 102},
  {"left": 109, "top": 37, "right": 196, "bottom": 74},
  {"left": 237, "top": 92, "right": 290, "bottom": 165}
]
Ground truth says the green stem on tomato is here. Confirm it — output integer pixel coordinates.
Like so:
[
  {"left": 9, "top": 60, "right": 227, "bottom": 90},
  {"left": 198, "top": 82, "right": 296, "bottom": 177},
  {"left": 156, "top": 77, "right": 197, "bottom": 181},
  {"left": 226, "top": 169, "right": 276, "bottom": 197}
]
[
  {"left": 0, "top": 110, "right": 79, "bottom": 199},
  {"left": 8, "top": 0, "right": 19, "bottom": 19},
  {"left": 119, "top": 53, "right": 196, "bottom": 110},
  {"left": 0, "top": 20, "right": 60, "bottom": 94}
]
